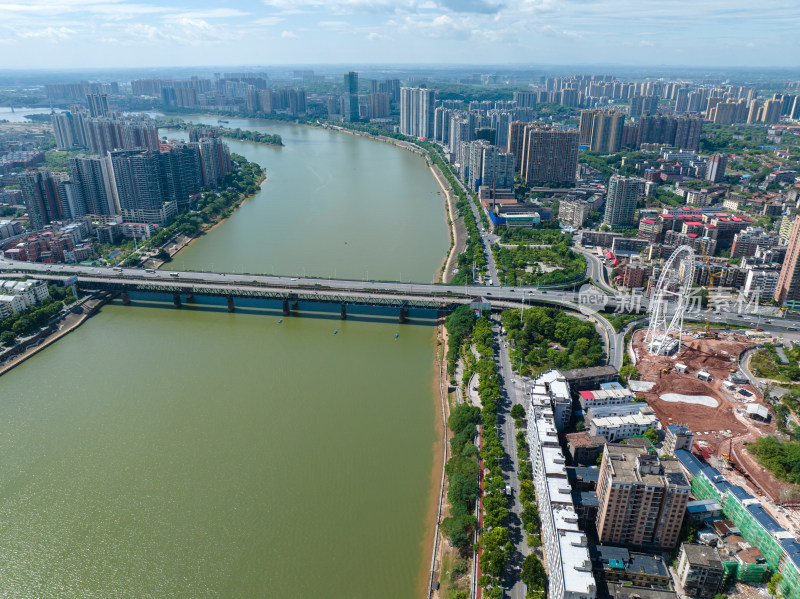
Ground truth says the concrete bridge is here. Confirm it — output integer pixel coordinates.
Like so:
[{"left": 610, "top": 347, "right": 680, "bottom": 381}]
[{"left": 0, "top": 260, "right": 632, "bottom": 367}]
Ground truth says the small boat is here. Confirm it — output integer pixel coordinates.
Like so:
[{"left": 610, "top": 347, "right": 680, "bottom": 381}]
[
  {"left": 334, "top": 330, "right": 338, "bottom": 335},
  {"left": 395, "top": 333, "right": 399, "bottom": 339},
  {"left": 278, "top": 318, "right": 283, "bottom": 323},
  {"left": 217, "top": 119, "right": 229, "bottom": 123}
]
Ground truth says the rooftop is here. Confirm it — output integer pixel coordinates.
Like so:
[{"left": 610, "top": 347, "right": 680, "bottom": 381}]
[{"left": 681, "top": 543, "right": 723, "bottom": 568}]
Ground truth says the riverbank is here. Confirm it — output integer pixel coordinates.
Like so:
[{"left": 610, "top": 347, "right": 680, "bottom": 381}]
[
  {"left": 147, "top": 171, "right": 267, "bottom": 269},
  {"left": 0, "top": 294, "right": 108, "bottom": 378},
  {"left": 420, "top": 321, "right": 451, "bottom": 598},
  {"left": 427, "top": 163, "right": 464, "bottom": 285},
  {"left": 319, "top": 124, "right": 459, "bottom": 285}
]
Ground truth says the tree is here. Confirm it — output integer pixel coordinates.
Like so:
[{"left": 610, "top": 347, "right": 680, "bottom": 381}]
[
  {"left": 643, "top": 428, "right": 659, "bottom": 445},
  {"left": 0, "top": 330, "right": 16, "bottom": 346},
  {"left": 156, "top": 248, "right": 172, "bottom": 262},
  {"left": 510, "top": 404, "right": 525, "bottom": 420},
  {"left": 521, "top": 553, "right": 546, "bottom": 591}
]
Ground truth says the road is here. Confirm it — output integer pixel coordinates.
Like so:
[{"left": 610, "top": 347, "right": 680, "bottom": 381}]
[
  {"left": 493, "top": 323, "right": 530, "bottom": 599},
  {"left": 445, "top": 164, "right": 501, "bottom": 284},
  {"left": 573, "top": 243, "right": 615, "bottom": 294},
  {"left": 4, "top": 260, "right": 798, "bottom": 373}
]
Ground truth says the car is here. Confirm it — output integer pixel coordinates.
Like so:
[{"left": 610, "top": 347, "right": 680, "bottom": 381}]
[
  {"left": 486, "top": 292, "right": 492, "bottom": 295},
  {"left": 766, "top": 320, "right": 772, "bottom": 324},
  {"left": 789, "top": 327, "right": 798, "bottom": 331},
  {"left": 541, "top": 290, "right": 547, "bottom": 294},
  {"left": 290, "top": 278, "right": 297, "bottom": 281}
]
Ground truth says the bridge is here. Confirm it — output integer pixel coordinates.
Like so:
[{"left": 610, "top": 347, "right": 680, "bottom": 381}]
[{"left": 0, "top": 259, "right": 634, "bottom": 367}]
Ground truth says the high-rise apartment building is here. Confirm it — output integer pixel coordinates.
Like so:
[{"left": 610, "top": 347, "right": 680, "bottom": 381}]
[
  {"left": 705, "top": 154, "right": 728, "bottom": 183},
  {"left": 400, "top": 87, "right": 436, "bottom": 139},
  {"left": 775, "top": 216, "right": 800, "bottom": 309},
  {"left": 86, "top": 93, "right": 110, "bottom": 117},
  {"left": 343, "top": 72, "right": 359, "bottom": 123},
  {"left": 69, "top": 154, "right": 118, "bottom": 216},
  {"left": 198, "top": 137, "right": 232, "bottom": 189},
  {"left": 159, "top": 142, "right": 203, "bottom": 209},
  {"left": 367, "top": 92, "right": 390, "bottom": 119},
  {"left": 761, "top": 99, "right": 782, "bottom": 124},
  {"left": 629, "top": 95, "right": 658, "bottom": 118},
  {"left": 520, "top": 124, "right": 579, "bottom": 186},
  {"left": 674, "top": 88, "right": 689, "bottom": 114},
  {"left": 507, "top": 121, "right": 527, "bottom": 171},
  {"left": 603, "top": 175, "right": 645, "bottom": 228},
  {"left": 635, "top": 115, "right": 702, "bottom": 151},
  {"left": 19, "top": 170, "right": 65, "bottom": 230},
  {"left": 109, "top": 150, "right": 165, "bottom": 213},
  {"left": 596, "top": 444, "right": 690, "bottom": 549},
  {"left": 51, "top": 111, "right": 88, "bottom": 150},
  {"left": 579, "top": 110, "right": 625, "bottom": 153},
  {"left": 513, "top": 91, "right": 537, "bottom": 108},
  {"left": 478, "top": 144, "right": 514, "bottom": 190}
]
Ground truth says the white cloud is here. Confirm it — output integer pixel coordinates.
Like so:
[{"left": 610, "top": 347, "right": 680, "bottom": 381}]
[
  {"left": 281, "top": 30, "right": 298, "bottom": 38},
  {"left": 367, "top": 31, "right": 389, "bottom": 40},
  {"left": 253, "top": 16, "right": 284, "bottom": 25},
  {"left": 639, "top": 40, "right": 653, "bottom": 46},
  {"left": 164, "top": 9, "right": 250, "bottom": 21}
]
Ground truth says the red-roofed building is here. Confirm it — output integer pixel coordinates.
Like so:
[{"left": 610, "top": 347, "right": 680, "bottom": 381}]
[{"left": 638, "top": 218, "right": 663, "bottom": 242}]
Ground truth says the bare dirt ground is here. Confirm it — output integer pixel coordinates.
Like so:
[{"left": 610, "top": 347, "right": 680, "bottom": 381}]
[{"left": 631, "top": 330, "right": 794, "bottom": 508}]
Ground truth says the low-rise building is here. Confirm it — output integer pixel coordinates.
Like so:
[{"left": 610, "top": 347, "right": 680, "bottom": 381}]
[
  {"left": 566, "top": 431, "right": 607, "bottom": 466},
  {"left": 676, "top": 543, "right": 725, "bottom": 598},
  {"left": 578, "top": 387, "right": 636, "bottom": 410},
  {"left": 589, "top": 410, "right": 658, "bottom": 442},
  {"left": 560, "top": 366, "right": 618, "bottom": 391},
  {"left": 663, "top": 424, "right": 694, "bottom": 455},
  {"left": 589, "top": 545, "right": 671, "bottom": 588}
]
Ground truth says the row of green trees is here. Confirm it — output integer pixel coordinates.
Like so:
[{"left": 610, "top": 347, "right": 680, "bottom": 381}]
[
  {"left": 513, "top": 411, "right": 547, "bottom": 596},
  {"left": 501, "top": 306, "right": 604, "bottom": 376},
  {"left": 111, "top": 155, "right": 264, "bottom": 266},
  {"left": 156, "top": 117, "right": 283, "bottom": 146},
  {"left": 426, "top": 147, "right": 486, "bottom": 285},
  {"left": 470, "top": 317, "right": 514, "bottom": 599},
  {"left": 0, "top": 285, "right": 75, "bottom": 346}
]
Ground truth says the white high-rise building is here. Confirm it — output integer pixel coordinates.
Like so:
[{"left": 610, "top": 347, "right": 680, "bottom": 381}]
[{"left": 399, "top": 87, "right": 435, "bottom": 139}]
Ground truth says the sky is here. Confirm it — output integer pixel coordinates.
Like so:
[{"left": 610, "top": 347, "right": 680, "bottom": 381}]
[{"left": 1, "top": 0, "right": 799, "bottom": 69}]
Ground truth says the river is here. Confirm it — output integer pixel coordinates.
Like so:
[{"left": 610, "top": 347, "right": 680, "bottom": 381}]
[
  {"left": 0, "top": 118, "right": 449, "bottom": 597},
  {"left": 163, "top": 117, "right": 448, "bottom": 282}
]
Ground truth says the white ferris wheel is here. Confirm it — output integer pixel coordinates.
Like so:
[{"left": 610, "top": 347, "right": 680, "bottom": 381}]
[{"left": 645, "top": 245, "right": 696, "bottom": 356}]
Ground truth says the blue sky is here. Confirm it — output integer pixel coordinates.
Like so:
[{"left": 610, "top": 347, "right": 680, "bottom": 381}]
[{"left": 2, "top": 0, "right": 798, "bottom": 68}]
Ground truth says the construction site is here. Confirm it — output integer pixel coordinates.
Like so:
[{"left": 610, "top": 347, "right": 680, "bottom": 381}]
[{"left": 630, "top": 327, "right": 800, "bottom": 533}]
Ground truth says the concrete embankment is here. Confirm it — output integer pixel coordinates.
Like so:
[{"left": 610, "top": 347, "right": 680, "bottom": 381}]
[{"left": 0, "top": 294, "right": 109, "bottom": 378}]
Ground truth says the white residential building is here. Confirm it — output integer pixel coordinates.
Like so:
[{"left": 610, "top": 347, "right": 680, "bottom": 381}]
[
  {"left": 0, "top": 294, "right": 26, "bottom": 318},
  {"left": 527, "top": 372, "right": 597, "bottom": 599},
  {"left": 589, "top": 411, "right": 659, "bottom": 442},
  {"left": 0, "top": 279, "right": 50, "bottom": 308}
]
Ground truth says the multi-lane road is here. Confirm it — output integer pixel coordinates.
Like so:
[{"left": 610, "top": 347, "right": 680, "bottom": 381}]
[{"left": 3, "top": 259, "right": 798, "bottom": 370}]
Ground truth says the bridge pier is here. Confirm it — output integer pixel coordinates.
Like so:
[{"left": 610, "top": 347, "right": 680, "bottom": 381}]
[
  {"left": 173, "top": 293, "right": 182, "bottom": 309},
  {"left": 227, "top": 297, "right": 235, "bottom": 313},
  {"left": 185, "top": 293, "right": 195, "bottom": 303},
  {"left": 282, "top": 299, "right": 290, "bottom": 316},
  {"left": 340, "top": 303, "right": 347, "bottom": 320},
  {"left": 121, "top": 291, "right": 130, "bottom": 305},
  {"left": 291, "top": 300, "right": 299, "bottom": 311},
  {"left": 398, "top": 307, "right": 408, "bottom": 323}
]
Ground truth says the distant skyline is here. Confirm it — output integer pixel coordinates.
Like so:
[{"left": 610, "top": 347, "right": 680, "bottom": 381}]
[{"left": 1, "top": 0, "right": 799, "bottom": 70}]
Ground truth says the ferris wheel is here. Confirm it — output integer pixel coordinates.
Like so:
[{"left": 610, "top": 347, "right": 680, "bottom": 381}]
[{"left": 645, "top": 245, "right": 696, "bottom": 355}]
